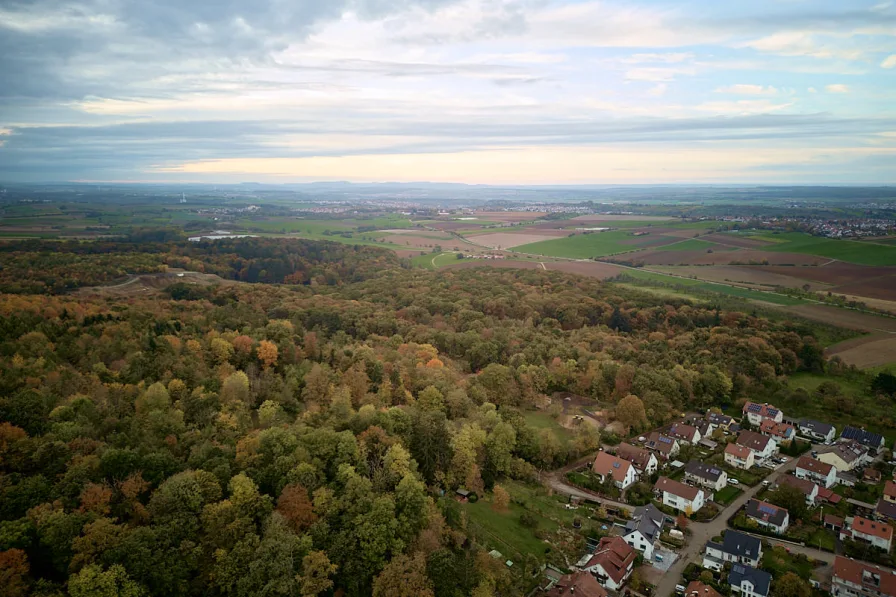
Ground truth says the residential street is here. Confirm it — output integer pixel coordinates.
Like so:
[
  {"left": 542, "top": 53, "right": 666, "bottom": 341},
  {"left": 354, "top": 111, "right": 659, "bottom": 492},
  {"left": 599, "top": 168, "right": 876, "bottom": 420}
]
[{"left": 549, "top": 449, "right": 838, "bottom": 597}]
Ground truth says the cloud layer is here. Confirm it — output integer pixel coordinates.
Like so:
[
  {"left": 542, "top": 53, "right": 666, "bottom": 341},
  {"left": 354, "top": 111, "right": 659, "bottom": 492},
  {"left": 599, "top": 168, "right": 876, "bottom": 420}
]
[{"left": 1, "top": 0, "right": 896, "bottom": 182}]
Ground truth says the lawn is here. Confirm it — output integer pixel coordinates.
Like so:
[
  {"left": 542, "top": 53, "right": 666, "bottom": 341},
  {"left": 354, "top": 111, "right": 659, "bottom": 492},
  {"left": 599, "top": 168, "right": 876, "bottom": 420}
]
[
  {"left": 514, "top": 230, "right": 645, "bottom": 258},
  {"left": 459, "top": 481, "right": 579, "bottom": 561},
  {"left": 523, "top": 411, "right": 575, "bottom": 443},
  {"left": 761, "top": 545, "right": 817, "bottom": 580},
  {"left": 713, "top": 485, "right": 743, "bottom": 505},
  {"left": 758, "top": 232, "right": 896, "bottom": 266}
]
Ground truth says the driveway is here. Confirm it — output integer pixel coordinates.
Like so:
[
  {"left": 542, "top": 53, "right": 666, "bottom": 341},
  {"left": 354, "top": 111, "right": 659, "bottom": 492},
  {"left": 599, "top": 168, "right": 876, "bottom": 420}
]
[{"left": 653, "top": 454, "right": 803, "bottom": 597}]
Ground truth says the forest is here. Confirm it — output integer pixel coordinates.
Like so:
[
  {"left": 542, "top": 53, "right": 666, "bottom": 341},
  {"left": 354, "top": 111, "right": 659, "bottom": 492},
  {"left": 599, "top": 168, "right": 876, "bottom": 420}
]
[
  {"left": 0, "top": 237, "right": 402, "bottom": 294},
  {"left": 0, "top": 238, "right": 893, "bottom": 597}
]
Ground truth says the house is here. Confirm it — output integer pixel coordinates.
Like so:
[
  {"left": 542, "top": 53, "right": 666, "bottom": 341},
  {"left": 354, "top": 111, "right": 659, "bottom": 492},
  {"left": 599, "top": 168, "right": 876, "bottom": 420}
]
[
  {"left": 615, "top": 443, "right": 659, "bottom": 476},
  {"left": 592, "top": 452, "right": 638, "bottom": 489},
  {"left": 824, "top": 514, "right": 845, "bottom": 532},
  {"left": 777, "top": 475, "right": 819, "bottom": 506},
  {"left": 742, "top": 402, "right": 783, "bottom": 426},
  {"left": 876, "top": 499, "right": 896, "bottom": 524},
  {"left": 579, "top": 536, "right": 636, "bottom": 591},
  {"left": 744, "top": 499, "right": 790, "bottom": 534},
  {"left": 759, "top": 420, "right": 796, "bottom": 444},
  {"left": 865, "top": 469, "right": 883, "bottom": 484},
  {"left": 654, "top": 476, "right": 705, "bottom": 514},
  {"left": 840, "top": 516, "right": 894, "bottom": 552},
  {"left": 817, "top": 486, "right": 843, "bottom": 506},
  {"left": 725, "top": 443, "right": 756, "bottom": 470},
  {"left": 736, "top": 430, "right": 777, "bottom": 461},
  {"left": 728, "top": 564, "right": 773, "bottom": 597},
  {"left": 797, "top": 419, "right": 836, "bottom": 444},
  {"left": 832, "top": 555, "right": 896, "bottom": 597},
  {"left": 795, "top": 456, "right": 838, "bottom": 488},
  {"left": 696, "top": 420, "right": 716, "bottom": 441},
  {"left": 884, "top": 481, "right": 896, "bottom": 504},
  {"left": 546, "top": 571, "right": 608, "bottom": 597},
  {"left": 669, "top": 423, "right": 702, "bottom": 446},
  {"left": 645, "top": 432, "right": 680, "bottom": 460},
  {"left": 840, "top": 426, "right": 886, "bottom": 452},
  {"left": 707, "top": 412, "right": 735, "bottom": 430},
  {"left": 623, "top": 504, "right": 664, "bottom": 560},
  {"left": 818, "top": 441, "right": 872, "bottom": 472},
  {"left": 686, "top": 581, "right": 723, "bottom": 597},
  {"left": 685, "top": 461, "right": 728, "bottom": 492},
  {"left": 703, "top": 530, "right": 763, "bottom": 571}
]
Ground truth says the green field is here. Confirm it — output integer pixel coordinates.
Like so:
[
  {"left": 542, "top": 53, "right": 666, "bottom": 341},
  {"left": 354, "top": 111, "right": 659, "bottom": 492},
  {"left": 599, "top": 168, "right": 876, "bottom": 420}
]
[
  {"left": 713, "top": 485, "right": 743, "bottom": 505},
  {"left": 514, "top": 230, "right": 642, "bottom": 258},
  {"left": 522, "top": 411, "right": 575, "bottom": 443},
  {"left": 619, "top": 270, "right": 806, "bottom": 306},
  {"left": 656, "top": 239, "right": 720, "bottom": 252},
  {"left": 753, "top": 232, "right": 896, "bottom": 266}
]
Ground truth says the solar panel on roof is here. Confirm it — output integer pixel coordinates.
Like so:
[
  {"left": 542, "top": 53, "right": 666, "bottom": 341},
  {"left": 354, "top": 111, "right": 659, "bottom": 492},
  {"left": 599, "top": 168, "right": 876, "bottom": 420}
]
[
  {"left": 613, "top": 462, "right": 620, "bottom": 468},
  {"left": 710, "top": 468, "right": 720, "bottom": 474},
  {"left": 659, "top": 437, "right": 672, "bottom": 443},
  {"left": 758, "top": 504, "right": 777, "bottom": 514},
  {"left": 748, "top": 404, "right": 761, "bottom": 412}
]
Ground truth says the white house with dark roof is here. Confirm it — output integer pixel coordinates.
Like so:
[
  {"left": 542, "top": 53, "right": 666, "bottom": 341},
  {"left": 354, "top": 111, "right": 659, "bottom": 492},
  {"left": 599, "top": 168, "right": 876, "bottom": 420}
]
[
  {"left": 744, "top": 499, "right": 789, "bottom": 534},
  {"left": 736, "top": 430, "right": 776, "bottom": 460},
  {"left": 797, "top": 419, "right": 836, "bottom": 444},
  {"left": 645, "top": 432, "right": 680, "bottom": 460},
  {"left": 685, "top": 460, "right": 728, "bottom": 492},
  {"left": 728, "top": 564, "right": 772, "bottom": 597},
  {"left": 615, "top": 443, "right": 658, "bottom": 476},
  {"left": 703, "top": 531, "right": 763, "bottom": 572},
  {"left": 623, "top": 504, "right": 664, "bottom": 560},
  {"left": 592, "top": 452, "right": 638, "bottom": 489},
  {"left": 795, "top": 456, "right": 838, "bottom": 488},
  {"left": 668, "top": 423, "right": 702, "bottom": 446},
  {"left": 742, "top": 402, "right": 783, "bottom": 426},
  {"left": 840, "top": 426, "right": 886, "bottom": 451},
  {"left": 818, "top": 440, "right": 872, "bottom": 472}
]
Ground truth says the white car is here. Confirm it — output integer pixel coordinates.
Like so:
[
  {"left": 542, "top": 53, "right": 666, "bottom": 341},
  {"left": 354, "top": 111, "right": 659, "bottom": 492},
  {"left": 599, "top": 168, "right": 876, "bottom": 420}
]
[{"left": 729, "top": 478, "right": 740, "bottom": 485}]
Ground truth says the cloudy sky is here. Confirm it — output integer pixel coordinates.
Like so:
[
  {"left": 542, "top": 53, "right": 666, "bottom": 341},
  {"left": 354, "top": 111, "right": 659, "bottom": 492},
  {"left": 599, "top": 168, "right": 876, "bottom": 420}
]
[{"left": 2, "top": 0, "right": 896, "bottom": 184}]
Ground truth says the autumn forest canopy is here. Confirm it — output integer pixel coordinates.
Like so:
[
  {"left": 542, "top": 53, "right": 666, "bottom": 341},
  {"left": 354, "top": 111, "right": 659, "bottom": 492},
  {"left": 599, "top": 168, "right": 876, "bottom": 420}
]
[{"left": 0, "top": 236, "right": 892, "bottom": 596}]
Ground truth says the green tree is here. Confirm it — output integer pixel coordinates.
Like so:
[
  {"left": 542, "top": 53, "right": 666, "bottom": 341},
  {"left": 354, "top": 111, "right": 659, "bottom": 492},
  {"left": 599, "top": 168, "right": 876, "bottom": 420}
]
[
  {"left": 373, "top": 552, "right": 435, "bottom": 597},
  {"left": 772, "top": 572, "right": 812, "bottom": 597},
  {"left": 68, "top": 564, "right": 146, "bottom": 597}
]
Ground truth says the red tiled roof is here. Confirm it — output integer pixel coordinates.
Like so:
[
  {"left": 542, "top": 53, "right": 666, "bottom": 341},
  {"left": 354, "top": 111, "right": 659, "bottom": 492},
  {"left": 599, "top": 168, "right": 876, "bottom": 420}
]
[
  {"left": 655, "top": 476, "right": 701, "bottom": 501},
  {"left": 834, "top": 556, "right": 896, "bottom": 597},
  {"left": 885, "top": 481, "right": 896, "bottom": 500},
  {"left": 797, "top": 456, "right": 835, "bottom": 476},
  {"left": 685, "top": 581, "right": 723, "bottom": 597},
  {"left": 592, "top": 452, "right": 634, "bottom": 484},
  {"left": 586, "top": 537, "right": 636, "bottom": 585},
  {"left": 725, "top": 443, "right": 752, "bottom": 459},
  {"left": 824, "top": 514, "right": 844, "bottom": 527},
  {"left": 547, "top": 571, "right": 608, "bottom": 597},
  {"left": 616, "top": 443, "right": 654, "bottom": 471},
  {"left": 817, "top": 487, "right": 842, "bottom": 504},
  {"left": 759, "top": 420, "right": 794, "bottom": 438},
  {"left": 851, "top": 516, "right": 894, "bottom": 541},
  {"left": 669, "top": 423, "right": 699, "bottom": 442}
]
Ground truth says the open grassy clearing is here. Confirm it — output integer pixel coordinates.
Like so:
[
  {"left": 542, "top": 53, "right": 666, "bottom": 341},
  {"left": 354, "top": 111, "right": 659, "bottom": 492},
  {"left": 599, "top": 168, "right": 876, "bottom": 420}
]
[
  {"left": 756, "top": 232, "right": 896, "bottom": 266},
  {"left": 522, "top": 411, "right": 575, "bottom": 443}
]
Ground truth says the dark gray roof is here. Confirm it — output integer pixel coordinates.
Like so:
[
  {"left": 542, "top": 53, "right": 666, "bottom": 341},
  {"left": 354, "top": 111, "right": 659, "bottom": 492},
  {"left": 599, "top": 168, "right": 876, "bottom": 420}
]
[
  {"left": 685, "top": 460, "right": 725, "bottom": 483},
  {"left": 798, "top": 419, "right": 835, "bottom": 436},
  {"left": 841, "top": 426, "right": 885, "bottom": 448},
  {"left": 877, "top": 499, "right": 896, "bottom": 522},
  {"left": 625, "top": 504, "right": 664, "bottom": 542},
  {"left": 720, "top": 531, "right": 762, "bottom": 559},
  {"left": 744, "top": 499, "right": 788, "bottom": 527},
  {"left": 707, "top": 412, "right": 733, "bottom": 426},
  {"left": 728, "top": 565, "right": 772, "bottom": 597}
]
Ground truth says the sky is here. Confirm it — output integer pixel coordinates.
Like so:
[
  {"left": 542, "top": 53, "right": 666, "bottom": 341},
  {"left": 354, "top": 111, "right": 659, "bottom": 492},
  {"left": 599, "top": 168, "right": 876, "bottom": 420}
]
[{"left": 2, "top": 0, "right": 896, "bottom": 184}]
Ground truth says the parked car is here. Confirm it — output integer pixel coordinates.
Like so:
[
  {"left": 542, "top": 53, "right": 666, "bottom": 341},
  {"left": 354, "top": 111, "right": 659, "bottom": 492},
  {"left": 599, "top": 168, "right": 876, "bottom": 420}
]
[
  {"left": 762, "top": 480, "right": 770, "bottom": 487},
  {"left": 729, "top": 478, "right": 740, "bottom": 485}
]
